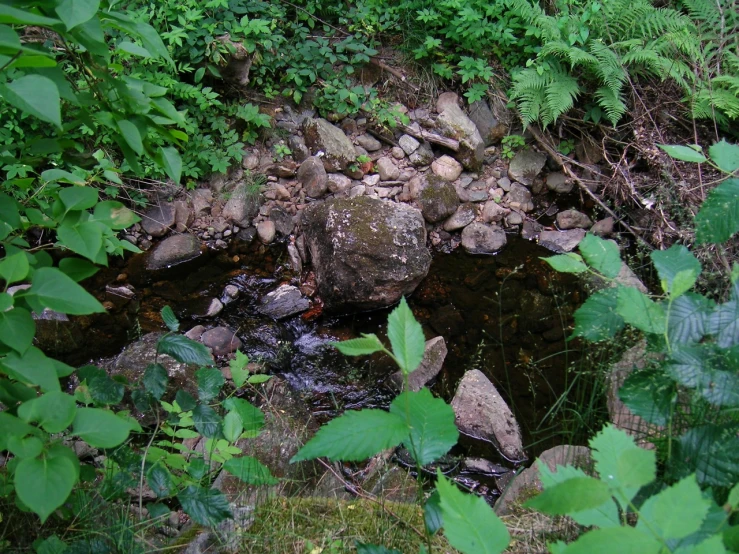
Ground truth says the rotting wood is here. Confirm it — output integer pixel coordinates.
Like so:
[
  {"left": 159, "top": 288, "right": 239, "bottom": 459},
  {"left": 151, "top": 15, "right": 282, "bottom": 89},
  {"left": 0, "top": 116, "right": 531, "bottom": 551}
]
[{"left": 398, "top": 124, "right": 460, "bottom": 151}]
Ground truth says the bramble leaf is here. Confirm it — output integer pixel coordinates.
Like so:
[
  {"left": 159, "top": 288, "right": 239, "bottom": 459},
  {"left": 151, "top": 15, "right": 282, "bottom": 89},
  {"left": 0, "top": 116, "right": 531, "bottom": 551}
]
[
  {"left": 695, "top": 178, "right": 739, "bottom": 244},
  {"left": 572, "top": 288, "right": 624, "bottom": 341},
  {"left": 541, "top": 253, "right": 588, "bottom": 274},
  {"left": 579, "top": 234, "right": 621, "bottom": 278},
  {"left": 387, "top": 297, "right": 425, "bottom": 375}
]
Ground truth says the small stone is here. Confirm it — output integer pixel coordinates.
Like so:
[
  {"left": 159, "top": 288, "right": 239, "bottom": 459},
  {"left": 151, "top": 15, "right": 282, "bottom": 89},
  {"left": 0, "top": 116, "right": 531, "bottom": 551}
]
[
  {"left": 327, "top": 173, "right": 353, "bottom": 194},
  {"left": 481, "top": 200, "right": 510, "bottom": 223},
  {"left": 497, "top": 176, "right": 512, "bottom": 191},
  {"left": 398, "top": 134, "right": 421, "bottom": 155},
  {"left": 242, "top": 152, "right": 259, "bottom": 170},
  {"left": 356, "top": 133, "right": 382, "bottom": 151},
  {"left": 257, "top": 220, "right": 276, "bottom": 243},
  {"left": 506, "top": 211, "right": 523, "bottom": 226},
  {"left": 461, "top": 222, "right": 507, "bottom": 254},
  {"left": 362, "top": 174, "right": 380, "bottom": 187},
  {"left": 205, "top": 298, "right": 224, "bottom": 317},
  {"left": 349, "top": 185, "right": 366, "bottom": 198},
  {"left": 508, "top": 149, "right": 547, "bottom": 186},
  {"left": 223, "top": 229, "right": 232, "bottom": 237},
  {"left": 556, "top": 209, "right": 593, "bottom": 229},
  {"left": 297, "top": 156, "right": 328, "bottom": 198},
  {"left": 522, "top": 219, "right": 543, "bottom": 240},
  {"left": 591, "top": 217, "right": 615, "bottom": 236},
  {"left": 391, "top": 147, "right": 405, "bottom": 159},
  {"left": 141, "top": 203, "right": 176, "bottom": 238},
  {"left": 274, "top": 184, "right": 291, "bottom": 200},
  {"left": 376, "top": 157, "right": 400, "bottom": 181},
  {"left": 443, "top": 203, "right": 477, "bottom": 231},
  {"left": 546, "top": 172, "right": 573, "bottom": 194},
  {"left": 538, "top": 229, "right": 587, "bottom": 252},
  {"left": 258, "top": 284, "right": 310, "bottom": 319},
  {"left": 431, "top": 155, "right": 463, "bottom": 181},
  {"left": 504, "top": 183, "right": 534, "bottom": 212},
  {"left": 201, "top": 327, "right": 241, "bottom": 356},
  {"left": 224, "top": 285, "right": 239, "bottom": 300},
  {"left": 409, "top": 142, "right": 434, "bottom": 166},
  {"left": 185, "top": 325, "right": 205, "bottom": 341}
]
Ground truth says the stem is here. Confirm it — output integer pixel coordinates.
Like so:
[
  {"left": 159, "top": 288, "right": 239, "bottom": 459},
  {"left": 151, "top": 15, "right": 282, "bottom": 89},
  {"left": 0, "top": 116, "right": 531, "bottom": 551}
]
[{"left": 138, "top": 411, "right": 160, "bottom": 522}]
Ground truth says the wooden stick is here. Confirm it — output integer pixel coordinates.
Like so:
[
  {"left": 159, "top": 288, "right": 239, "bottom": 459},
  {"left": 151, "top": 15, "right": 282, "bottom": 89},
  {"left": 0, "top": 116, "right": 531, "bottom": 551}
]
[
  {"left": 398, "top": 124, "right": 460, "bottom": 151},
  {"left": 369, "top": 57, "right": 420, "bottom": 92}
]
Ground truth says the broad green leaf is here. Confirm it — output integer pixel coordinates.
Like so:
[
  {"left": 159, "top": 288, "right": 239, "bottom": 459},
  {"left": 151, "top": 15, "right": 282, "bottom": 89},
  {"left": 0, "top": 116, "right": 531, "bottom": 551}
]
[
  {"left": 18, "top": 391, "right": 77, "bottom": 433},
  {"left": 650, "top": 245, "right": 701, "bottom": 297},
  {"left": 0, "top": 192, "right": 21, "bottom": 229},
  {"left": 146, "top": 464, "right": 174, "bottom": 498},
  {"left": 58, "top": 257, "right": 99, "bottom": 282},
  {"left": 229, "top": 350, "right": 249, "bottom": 388},
  {"left": 616, "top": 287, "right": 665, "bottom": 334},
  {"left": 673, "top": 424, "right": 739, "bottom": 487},
  {"left": 589, "top": 424, "right": 644, "bottom": 509},
  {"left": 387, "top": 297, "right": 425, "bottom": 375},
  {"left": 176, "top": 390, "right": 197, "bottom": 411},
  {"left": 638, "top": 474, "right": 708, "bottom": 540},
  {"left": 0, "top": 307, "right": 35, "bottom": 354},
  {"left": 557, "top": 527, "right": 661, "bottom": 554},
  {"left": 668, "top": 293, "right": 714, "bottom": 345},
  {"left": 332, "top": 334, "right": 385, "bottom": 357},
  {"left": 117, "top": 40, "right": 152, "bottom": 58},
  {"left": 667, "top": 345, "right": 739, "bottom": 407},
  {"left": 695, "top": 178, "right": 739, "bottom": 244},
  {"left": 541, "top": 253, "right": 588, "bottom": 274},
  {"left": 196, "top": 367, "right": 224, "bottom": 402},
  {"left": 356, "top": 545, "right": 401, "bottom": 554},
  {"left": 675, "top": 535, "right": 726, "bottom": 554},
  {"left": 0, "top": 75, "right": 61, "bottom": 128},
  {"left": 0, "top": 292, "right": 11, "bottom": 311},
  {"left": 658, "top": 144, "right": 708, "bottom": 163},
  {"left": 616, "top": 447, "right": 656, "bottom": 488},
  {"left": 708, "top": 139, "right": 739, "bottom": 173},
  {"left": 247, "top": 374, "right": 271, "bottom": 384},
  {"left": 15, "top": 454, "right": 77, "bottom": 522},
  {"left": 143, "top": 363, "right": 168, "bottom": 400},
  {"left": 55, "top": 0, "right": 99, "bottom": 30},
  {"left": 579, "top": 234, "right": 621, "bottom": 278},
  {"left": 730, "top": 482, "right": 739, "bottom": 509},
  {"left": 27, "top": 267, "right": 105, "bottom": 314},
  {"left": 7, "top": 435, "right": 43, "bottom": 458},
  {"left": 157, "top": 334, "right": 213, "bottom": 366},
  {"left": 572, "top": 288, "right": 624, "bottom": 341},
  {"left": 73, "top": 407, "right": 132, "bottom": 448},
  {"left": 222, "top": 411, "right": 243, "bottom": 443},
  {"left": 619, "top": 369, "right": 676, "bottom": 426},
  {"left": 86, "top": 371, "right": 124, "bottom": 405},
  {"left": 291, "top": 409, "right": 407, "bottom": 462},
  {"left": 192, "top": 404, "right": 222, "bottom": 438},
  {"left": 35, "top": 535, "right": 68, "bottom": 554},
  {"left": 194, "top": 67, "right": 206, "bottom": 83},
  {"left": 57, "top": 221, "right": 103, "bottom": 262},
  {"left": 0, "top": 5, "right": 61, "bottom": 25},
  {"left": 178, "top": 486, "right": 232, "bottom": 526},
  {"left": 223, "top": 456, "right": 278, "bottom": 485},
  {"left": 436, "top": 471, "right": 510, "bottom": 554},
  {"left": 1, "top": 346, "right": 60, "bottom": 392},
  {"left": 160, "top": 305, "right": 179, "bottom": 332},
  {"left": 708, "top": 285, "right": 739, "bottom": 347},
  {"left": 158, "top": 146, "right": 182, "bottom": 185},
  {"left": 59, "top": 186, "right": 97, "bottom": 211},
  {"left": 524, "top": 477, "right": 611, "bottom": 514},
  {"left": 117, "top": 119, "right": 143, "bottom": 155},
  {"left": 424, "top": 490, "right": 443, "bottom": 535},
  {"left": 92, "top": 200, "right": 140, "bottom": 229},
  {"left": 0, "top": 412, "right": 37, "bottom": 450},
  {"left": 389, "top": 389, "right": 458, "bottom": 466},
  {"left": 0, "top": 251, "right": 29, "bottom": 284},
  {"left": 41, "top": 169, "right": 85, "bottom": 185},
  {"left": 223, "top": 397, "right": 264, "bottom": 435}
]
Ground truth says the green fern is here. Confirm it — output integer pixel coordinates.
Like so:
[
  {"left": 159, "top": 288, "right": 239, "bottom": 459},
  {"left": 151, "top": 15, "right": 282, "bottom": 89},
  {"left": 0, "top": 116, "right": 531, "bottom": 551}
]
[{"left": 510, "top": 61, "right": 581, "bottom": 127}]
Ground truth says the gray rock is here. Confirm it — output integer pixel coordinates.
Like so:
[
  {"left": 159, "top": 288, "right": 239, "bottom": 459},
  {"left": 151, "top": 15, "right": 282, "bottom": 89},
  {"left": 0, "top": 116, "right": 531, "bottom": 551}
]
[
  {"left": 556, "top": 209, "right": 593, "bottom": 229},
  {"left": 546, "top": 172, "right": 573, "bottom": 194},
  {"left": 409, "top": 141, "right": 434, "bottom": 166},
  {"left": 141, "top": 202, "right": 175, "bottom": 237},
  {"left": 522, "top": 219, "right": 543, "bottom": 240},
  {"left": 258, "top": 284, "right": 310, "bottom": 320},
  {"left": 297, "top": 156, "right": 328, "bottom": 198},
  {"left": 504, "top": 183, "right": 534, "bottom": 212},
  {"left": 590, "top": 217, "right": 614, "bottom": 236},
  {"left": 435, "top": 93, "right": 485, "bottom": 170},
  {"left": 288, "top": 135, "right": 311, "bottom": 162},
  {"left": 431, "top": 155, "right": 463, "bottom": 182},
  {"left": 376, "top": 157, "right": 400, "bottom": 181},
  {"left": 443, "top": 203, "right": 477, "bottom": 231},
  {"left": 469, "top": 99, "right": 507, "bottom": 146},
  {"left": 191, "top": 189, "right": 212, "bottom": 217},
  {"left": 389, "top": 336, "right": 448, "bottom": 391},
  {"left": 349, "top": 184, "right": 365, "bottom": 198},
  {"left": 223, "top": 182, "right": 260, "bottom": 225},
  {"left": 461, "top": 222, "right": 507, "bottom": 254},
  {"left": 508, "top": 149, "right": 547, "bottom": 186},
  {"left": 399, "top": 134, "right": 421, "bottom": 155},
  {"left": 461, "top": 180, "right": 489, "bottom": 203},
  {"left": 201, "top": 326, "right": 241, "bottom": 356},
  {"left": 287, "top": 242, "right": 302, "bottom": 273},
  {"left": 301, "top": 197, "right": 431, "bottom": 312},
  {"left": 147, "top": 234, "right": 202, "bottom": 270},
  {"left": 257, "top": 220, "right": 276, "bottom": 244},
  {"left": 223, "top": 285, "right": 239, "bottom": 301},
  {"left": 481, "top": 200, "right": 510, "bottom": 223},
  {"left": 204, "top": 298, "right": 223, "bottom": 317},
  {"left": 506, "top": 211, "right": 523, "bottom": 226},
  {"left": 497, "top": 176, "right": 512, "bottom": 191},
  {"left": 270, "top": 207, "right": 294, "bottom": 237},
  {"left": 242, "top": 152, "right": 260, "bottom": 170},
  {"left": 451, "top": 369, "right": 525, "bottom": 462},
  {"left": 173, "top": 200, "right": 193, "bottom": 233},
  {"left": 462, "top": 457, "right": 507, "bottom": 476},
  {"left": 327, "top": 173, "right": 352, "bottom": 194},
  {"left": 303, "top": 118, "right": 357, "bottom": 172},
  {"left": 418, "top": 175, "right": 460, "bottom": 223},
  {"left": 391, "top": 147, "right": 405, "bottom": 159},
  {"left": 356, "top": 133, "right": 382, "bottom": 152},
  {"left": 538, "top": 229, "right": 587, "bottom": 252}
]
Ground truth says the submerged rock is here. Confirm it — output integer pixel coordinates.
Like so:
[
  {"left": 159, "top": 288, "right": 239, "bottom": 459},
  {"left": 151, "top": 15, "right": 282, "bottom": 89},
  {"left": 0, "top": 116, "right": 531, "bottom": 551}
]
[
  {"left": 451, "top": 369, "right": 525, "bottom": 462},
  {"left": 258, "top": 285, "right": 310, "bottom": 320},
  {"left": 301, "top": 197, "right": 431, "bottom": 312},
  {"left": 389, "top": 336, "right": 448, "bottom": 391}
]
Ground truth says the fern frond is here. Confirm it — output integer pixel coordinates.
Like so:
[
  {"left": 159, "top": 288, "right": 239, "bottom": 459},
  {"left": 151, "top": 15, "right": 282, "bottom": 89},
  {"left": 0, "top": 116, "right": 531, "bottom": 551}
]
[
  {"left": 595, "top": 85, "right": 628, "bottom": 126},
  {"left": 588, "top": 40, "right": 626, "bottom": 93},
  {"left": 511, "top": 61, "right": 581, "bottom": 127}
]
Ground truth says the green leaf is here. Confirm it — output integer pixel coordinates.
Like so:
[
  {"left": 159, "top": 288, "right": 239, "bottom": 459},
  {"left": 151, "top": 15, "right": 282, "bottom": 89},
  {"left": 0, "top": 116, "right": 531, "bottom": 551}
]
[
  {"left": 0, "top": 307, "right": 35, "bottom": 354},
  {"left": 387, "top": 297, "right": 425, "bottom": 375},
  {"left": 247, "top": 374, "right": 271, "bottom": 384},
  {"left": 557, "top": 527, "right": 661, "bottom": 554},
  {"left": 223, "top": 456, "right": 278, "bottom": 485},
  {"left": 157, "top": 334, "right": 213, "bottom": 366},
  {"left": 192, "top": 404, "right": 222, "bottom": 438},
  {"left": 15, "top": 454, "right": 77, "bottom": 523},
  {"left": 42, "top": 169, "right": 85, "bottom": 185},
  {"left": 194, "top": 67, "right": 205, "bottom": 83},
  {"left": 0, "top": 251, "right": 29, "bottom": 284},
  {"left": 0, "top": 5, "right": 61, "bottom": 25},
  {"left": 590, "top": 424, "right": 648, "bottom": 509},
  {"left": 436, "top": 471, "right": 510, "bottom": 554},
  {"left": 729, "top": 482, "right": 739, "bottom": 509},
  {"left": 92, "top": 200, "right": 140, "bottom": 229},
  {"left": 223, "top": 398, "right": 264, "bottom": 435},
  {"left": 73, "top": 408, "right": 132, "bottom": 448},
  {"left": 331, "top": 334, "right": 385, "bottom": 357},
  {"left": 7, "top": 435, "right": 43, "bottom": 458},
  {"left": 668, "top": 293, "right": 714, "bottom": 345},
  {"left": 160, "top": 306, "right": 179, "bottom": 332},
  {"left": 658, "top": 144, "right": 708, "bottom": 163},
  {"left": 146, "top": 464, "right": 174, "bottom": 498},
  {"left": 578, "top": 234, "right": 621, "bottom": 278},
  {"left": 58, "top": 257, "right": 99, "bottom": 282},
  {"left": 356, "top": 545, "right": 401, "bottom": 554},
  {"left": 572, "top": 288, "right": 624, "bottom": 341},
  {"left": 87, "top": 371, "right": 124, "bottom": 405},
  {"left": 541, "top": 253, "right": 588, "bottom": 274},
  {"left": 708, "top": 140, "right": 739, "bottom": 173},
  {"left": 196, "top": 367, "right": 224, "bottom": 402},
  {"left": 695, "top": 178, "right": 739, "bottom": 244},
  {"left": 18, "top": 391, "right": 77, "bottom": 433},
  {"left": 143, "top": 363, "right": 168, "bottom": 400},
  {"left": 666, "top": 345, "right": 739, "bottom": 407},
  {"left": 676, "top": 535, "right": 726, "bottom": 554},
  {"left": 229, "top": 350, "right": 249, "bottom": 388},
  {"left": 176, "top": 390, "right": 197, "bottom": 412},
  {"left": 158, "top": 146, "right": 182, "bottom": 185},
  {"left": 28, "top": 267, "right": 105, "bottom": 314},
  {"left": 650, "top": 245, "right": 701, "bottom": 297},
  {"left": 35, "top": 535, "right": 68, "bottom": 554},
  {"left": 619, "top": 369, "right": 676, "bottom": 426},
  {"left": 57, "top": 222, "right": 103, "bottom": 262},
  {"left": 1, "top": 346, "right": 60, "bottom": 392},
  {"left": 117, "top": 41, "right": 152, "bottom": 58},
  {"left": 673, "top": 424, "right": 739, "bottom": 487},
  {"left": 59, "top": 186, "right": 97, "bottom": 211},
  {"left": 638, "top": 474, "right": 709, "bottom": 540},
  {"left": 0, "top": 192, "right": 21, "bottom": 230},
  {"left": 55, "top": 0, "right": 100, "bottom": 30},
  {"left": 178, "top": 486, "right": 232, "bottom": 526},
  {"left": 424, "top": 490, "right": 443, "bottom": 535},
  {"left": 291, "top": 409, "right": 407, "bottom": 462},
  {"left": 616, "top": 447, "right": 656, "bottom": 489},
  {"left": 0, "top": 75, "right": 61, "bottom": 128},
  {"left": 389, "top": 389, "right": 458, "bottom": 466},
  {"left": 222, "top": 411, "right": 243, "bottom": 443},
  {"left": 616, "top": 287, "right": 665, "bottom": 335},
  {"left": 524, "top": 477, "right": 611, "bottom": 514},
  {"left": 117, "top": 119, "right": 143, "bottom": 155},
  {"left": 0, "top": 412, "right": 37, "bottom": 450}
]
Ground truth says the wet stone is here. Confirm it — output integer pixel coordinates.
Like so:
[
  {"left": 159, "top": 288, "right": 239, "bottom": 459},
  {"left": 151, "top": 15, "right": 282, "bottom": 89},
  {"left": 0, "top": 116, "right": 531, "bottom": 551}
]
[
  {"left": 258, "top": 284, "right": 310, "bottom": 320},
  {"left": 538, "top": 229, "right": 586, "bottom": 252},
  {"left": 141, "top": 202, "right": 175, "bottom": 237},
  {"left": 461, "top": 222, "right": 507, "bottom": 254},
  {"left": 201, "top": 326, "right": 242, "bottom": 356},
  {"left": 356, "top": 133, "right": 382, "bottom": 152},
  {"left": 147, "top": 234, "right": 202, "bottom": 270},
  {"left": 443, "top": 203, "right": 476, "bottom": 232}
]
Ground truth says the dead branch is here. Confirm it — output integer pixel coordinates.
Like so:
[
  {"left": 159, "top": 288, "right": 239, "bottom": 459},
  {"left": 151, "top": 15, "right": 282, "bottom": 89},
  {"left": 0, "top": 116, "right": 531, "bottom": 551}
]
[{"left": 398, "top": 124, "right": 460, "bottom": 151}]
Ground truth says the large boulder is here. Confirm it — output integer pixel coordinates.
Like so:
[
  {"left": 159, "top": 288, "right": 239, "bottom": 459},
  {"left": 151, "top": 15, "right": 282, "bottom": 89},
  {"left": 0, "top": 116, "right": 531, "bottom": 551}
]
[
  {"left": 451, "top": 369, "right": 525, "bottom": 462},
  {"left": 303, "top": 118, "right": 357, "bottom": 172},
  {"left": 302, "top": 197, "right": 431, "bottom": 312},
  {"left": 435, "top": 93, "right": 485, "bottom": 170}
]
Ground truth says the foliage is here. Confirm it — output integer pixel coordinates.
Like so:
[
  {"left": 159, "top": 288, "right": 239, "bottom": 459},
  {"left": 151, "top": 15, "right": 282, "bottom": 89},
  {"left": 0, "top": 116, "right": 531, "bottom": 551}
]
[{"left": 501, "top": 134, "right": 526, "bottom": 160}]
